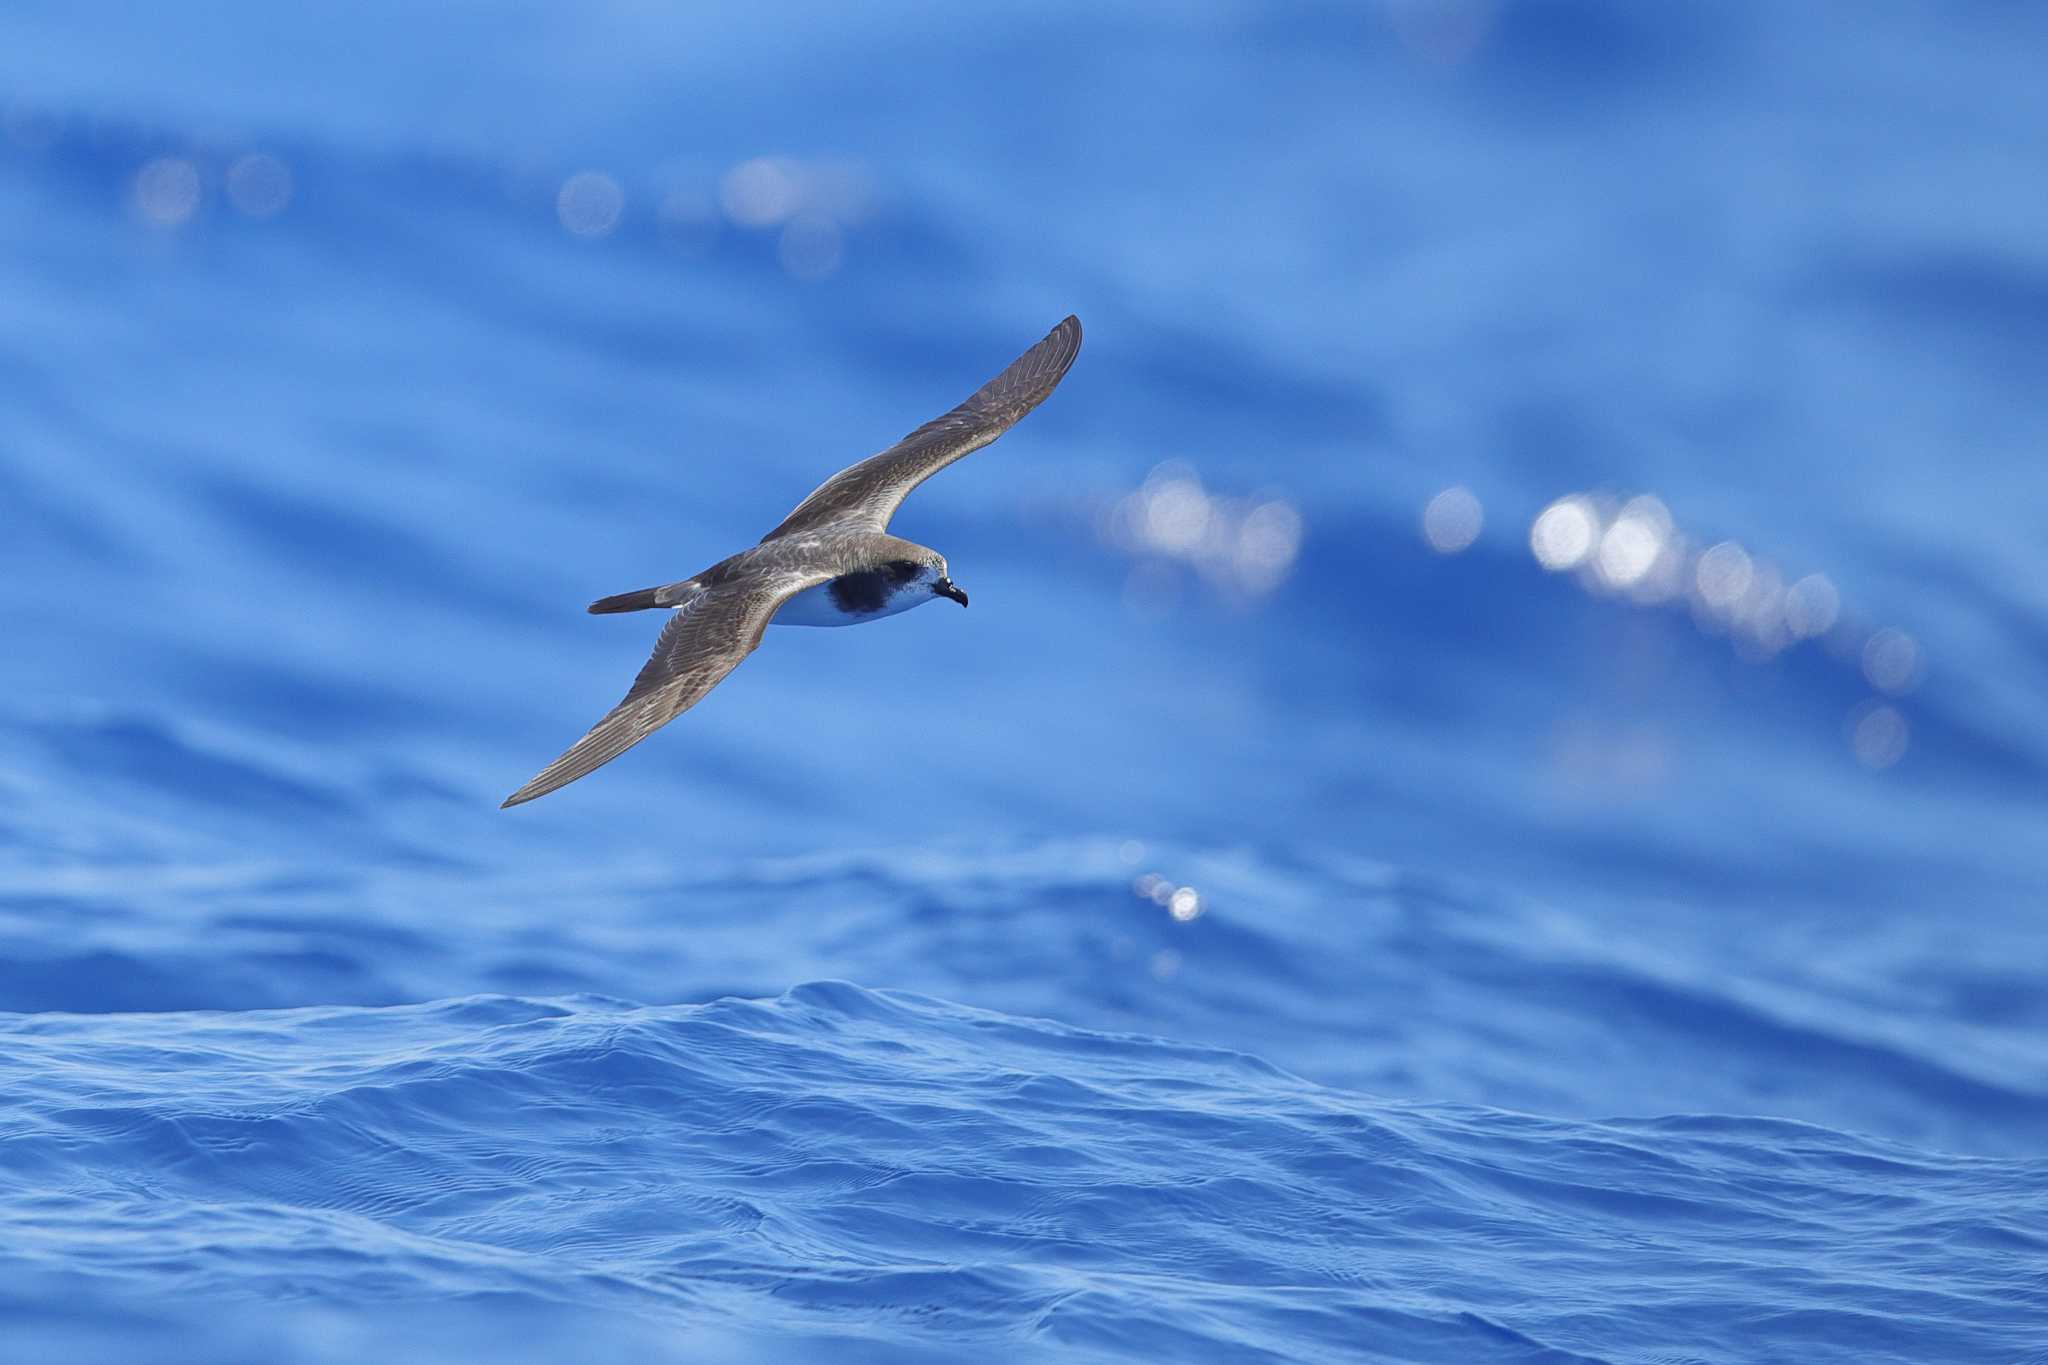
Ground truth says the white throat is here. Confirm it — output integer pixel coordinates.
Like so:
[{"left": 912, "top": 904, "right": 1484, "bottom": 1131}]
[{"left": 772, "top": 565, "right": 943, "bottom": 628}]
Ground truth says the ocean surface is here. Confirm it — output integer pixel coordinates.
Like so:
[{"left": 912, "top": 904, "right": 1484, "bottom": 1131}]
[{"left": 2, "top": 2, "right": 2045, "bottom": 1360}]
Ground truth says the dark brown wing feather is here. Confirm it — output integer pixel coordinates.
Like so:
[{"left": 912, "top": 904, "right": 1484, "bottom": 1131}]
[
  {"left": 763, "top": 315, "right": 1081, "bottom": 540},
  {"left": 501, "top": 574, "right": 822, "bottom": 807}
]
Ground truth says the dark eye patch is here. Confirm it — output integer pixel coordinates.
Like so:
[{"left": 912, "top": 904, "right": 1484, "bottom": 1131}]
[
  {"left": 828, "top": 570, "right": 890, "bottom": 614},
  {"left": 885, "top": 560, "right": 922, "bottom": 584}
]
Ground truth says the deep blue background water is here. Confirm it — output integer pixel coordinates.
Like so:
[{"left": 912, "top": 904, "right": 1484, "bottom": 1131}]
[{"left": 2, "top": 2, "right": 2045, "bottom": 1360}]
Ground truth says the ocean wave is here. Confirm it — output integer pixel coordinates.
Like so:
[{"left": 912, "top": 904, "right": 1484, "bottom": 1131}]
[
  {"left": 3, "top": 842, "right": 2041, "bottom": 1162},
  {"left": 2, "top": 983, "right": 2039, "bottom": 1364}
]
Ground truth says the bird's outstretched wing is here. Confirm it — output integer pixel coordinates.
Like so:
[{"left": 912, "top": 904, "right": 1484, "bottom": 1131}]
[
  {"left": 502, "top": 573, "right": 825, "bottom": 807},
  {"left": 763, "top": 314, "right": 1081, "bottom": 541}
]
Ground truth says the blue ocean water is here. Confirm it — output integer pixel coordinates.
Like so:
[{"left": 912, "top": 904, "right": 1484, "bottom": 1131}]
[{"left": 2, "top": 2, "right": 2046, "bottom": 1360}]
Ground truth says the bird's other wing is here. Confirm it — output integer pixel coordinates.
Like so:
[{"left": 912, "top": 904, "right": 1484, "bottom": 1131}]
[
  {"left": 763, "top": 314, "right": 1081, "bottom": 541},
  {"left": 501, "top": 571, "right": 826, "bottom": 807}
]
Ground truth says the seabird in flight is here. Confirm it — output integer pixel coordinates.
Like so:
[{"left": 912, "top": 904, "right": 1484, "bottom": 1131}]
[{"left": 502, "top": 314, "right": 1082, "bottom": 807}]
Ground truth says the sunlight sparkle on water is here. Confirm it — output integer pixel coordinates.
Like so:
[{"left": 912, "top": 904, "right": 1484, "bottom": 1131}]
[
  {"left": 1143, "top": 473, "right": 1213, "bottom": 553},
  {"left": 1694, "top": 541, "right": 1755, "bottom": 614},
  {"left": 717, "top": 156, "right": 873, "bottom": 280},
  {"left": 1531, "top": 497, "right": 1598, "bottom": 571},
  {"left": 556, "top": 171, "right": 624, "bottom": 238},
  {"left": 1595, "top": 496, "right": 1673, "bottom": 594},
  {"left": 1236, "top": 501, "right": 1304, "bottom": 591},
  {"left": 1522, "top": 489, "right": 1928, "bottom": 773},
  {"left": 720, "top": 158, "right": 800, "bottom": 227},
  {"left": 1785, "top": 574, "right": 1841, "bottom": 638},
  {"left": 1422, "top": 486, "right": 1483, "bottom": 553},
  {"left": 1862, "top": 628, "right": 1923, "bottom": 696},
  {"left": 1103, "top": 463, "right": 1302, "bottom": 602},
  {"left": 1848, "top": 702, "right": 1911, "bottom": 769},
  {"left": 1133, "top": 871, "right": 1203, "bottom": 924},
  {"left": 131, "top": 157, "right": 201, "bottom": 228}
]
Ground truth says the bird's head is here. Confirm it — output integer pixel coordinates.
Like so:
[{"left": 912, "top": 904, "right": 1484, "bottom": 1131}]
[
  {"left": 929, "top": 553, "right": 967, "bottom": 607},
  {"left": 881, "top": 556, "right": 968, "bottom": 609}
]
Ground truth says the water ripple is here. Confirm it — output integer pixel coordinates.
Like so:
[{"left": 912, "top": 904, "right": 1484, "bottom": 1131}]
[{"left": 1, "top": 984, "right": 2041, "bottom": 1363}]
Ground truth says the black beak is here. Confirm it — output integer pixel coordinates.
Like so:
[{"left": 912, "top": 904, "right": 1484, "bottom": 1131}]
[{"left": 935, "top": 578, "right": 968, "bottom": 608}]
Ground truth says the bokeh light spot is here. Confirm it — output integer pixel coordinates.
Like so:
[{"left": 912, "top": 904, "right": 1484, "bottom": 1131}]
[
  {"left": 1784, "top": 574, "right": 1840, "bottom": 638},
  {"left": 1235, "top": 500, "right": 1303, "bottom": 592},
  {"left": 1167, "top": 887, "right": 1202, "bottom": 922},
  {"left": 1597, "top": 502, "right": 1666, "bottom": 589},
  {"left": 131, "top": 157, "right": 201, "bottom": 228},
  {"left": 557, "top": 171, "right": 624, "bottom": 238},
  {"left": 1422, "top": 486, "right": 1483, "bottom": 553},
  {"left": 721, "top": 157, "right": 800, "bottom": 227},
  {"left": 1861, "top": 628, "right": 1923, "bottom": 695},
  {"left": 1144, "top": 475, "right": 1213, "bottom": 553},
  {"left": 1102, "top": 465, "right": 1303, "bottom": 602},
  {"left": 1596, "top": 524, "right": 1654, "bottom": 587},
  {"left": 1531, "top": 497, "right": 1598, "bottom": 571},
  {"left": 1847, "top": 702, "right": 1910, "bottom": 770},
  {"left": 1694, "top": 541, "right": 1754, "bottom": 613}
]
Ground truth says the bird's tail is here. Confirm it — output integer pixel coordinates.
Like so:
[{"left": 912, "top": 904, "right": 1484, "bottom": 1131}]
[{"left": 587, "top": 579, "right": 699, "bottom": 614}]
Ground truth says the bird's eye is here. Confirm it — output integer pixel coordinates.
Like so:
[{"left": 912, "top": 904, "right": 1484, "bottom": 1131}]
[{"left": 888, "top": 560, "right": 921, "bottom": 583}]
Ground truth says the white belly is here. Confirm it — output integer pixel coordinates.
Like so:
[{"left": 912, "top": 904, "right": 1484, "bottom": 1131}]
[{"left": 772, "top": 578, "right": 927, "bottom": 628}]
